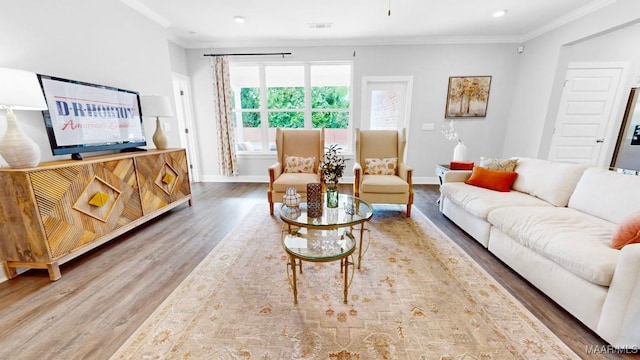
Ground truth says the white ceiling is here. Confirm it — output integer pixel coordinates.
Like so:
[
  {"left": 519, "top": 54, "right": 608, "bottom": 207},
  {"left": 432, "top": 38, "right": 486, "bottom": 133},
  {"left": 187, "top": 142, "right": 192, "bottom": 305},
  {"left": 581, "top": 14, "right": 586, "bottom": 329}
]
[{"left": 122, "top": 0, "right": 614, "bottom": 48}]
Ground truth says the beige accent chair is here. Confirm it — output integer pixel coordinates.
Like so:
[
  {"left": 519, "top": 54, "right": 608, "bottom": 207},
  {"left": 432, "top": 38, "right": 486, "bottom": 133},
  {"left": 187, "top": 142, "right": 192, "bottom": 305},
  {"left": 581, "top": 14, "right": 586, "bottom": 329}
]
[
  {"left": 268, "top": 127, "right": 325, "bottom": 215},
  {"left": 353, "top": 128, "right": 413, "bottom": 217}
]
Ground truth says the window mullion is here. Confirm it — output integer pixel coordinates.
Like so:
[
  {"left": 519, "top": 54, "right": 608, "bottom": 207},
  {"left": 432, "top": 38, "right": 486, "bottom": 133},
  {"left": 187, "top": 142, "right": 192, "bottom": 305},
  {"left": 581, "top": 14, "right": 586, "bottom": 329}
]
[
  {"left": 304, "top": 64, "right": 311, "bottom": 129},
  {"left": 259, "top": 64, "right": 268, "bottom": 152}
]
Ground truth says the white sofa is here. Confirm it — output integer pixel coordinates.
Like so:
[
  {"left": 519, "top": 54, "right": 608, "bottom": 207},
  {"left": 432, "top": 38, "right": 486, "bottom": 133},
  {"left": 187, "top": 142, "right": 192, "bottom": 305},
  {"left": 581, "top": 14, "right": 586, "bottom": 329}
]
[{"left": 439, "top": 157, "right": 640, "bottom": 347}]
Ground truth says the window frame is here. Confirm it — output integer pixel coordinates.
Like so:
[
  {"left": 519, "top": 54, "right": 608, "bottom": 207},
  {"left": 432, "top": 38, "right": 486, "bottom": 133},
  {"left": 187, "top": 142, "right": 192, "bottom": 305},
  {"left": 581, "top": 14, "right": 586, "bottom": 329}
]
[{"left": 230, "top": 61, "right": 354, "bottom": 155}]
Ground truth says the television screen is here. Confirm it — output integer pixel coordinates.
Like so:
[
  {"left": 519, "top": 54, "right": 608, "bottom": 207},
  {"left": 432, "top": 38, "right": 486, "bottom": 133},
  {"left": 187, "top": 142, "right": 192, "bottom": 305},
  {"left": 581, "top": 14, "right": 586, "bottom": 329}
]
[{"left": 37, "top": 74, "right": 146, "bottom": 156}]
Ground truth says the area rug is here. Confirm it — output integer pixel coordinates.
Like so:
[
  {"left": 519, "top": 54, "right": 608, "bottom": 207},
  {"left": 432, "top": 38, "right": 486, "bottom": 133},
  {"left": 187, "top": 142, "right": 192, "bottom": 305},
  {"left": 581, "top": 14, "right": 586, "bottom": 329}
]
[{"left": 110, "top": 204, "right": 579, "bottom": 359}]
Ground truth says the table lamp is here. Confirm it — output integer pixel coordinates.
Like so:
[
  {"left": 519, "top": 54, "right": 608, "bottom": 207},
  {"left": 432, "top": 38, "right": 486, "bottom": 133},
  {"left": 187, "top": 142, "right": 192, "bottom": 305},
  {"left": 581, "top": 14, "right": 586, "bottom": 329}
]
[
  {"left": 140, "top": 95, "right": 174, "bottom": 150},
  {"left": 0, "top": 67, "right": 48, "bottom": 168}
]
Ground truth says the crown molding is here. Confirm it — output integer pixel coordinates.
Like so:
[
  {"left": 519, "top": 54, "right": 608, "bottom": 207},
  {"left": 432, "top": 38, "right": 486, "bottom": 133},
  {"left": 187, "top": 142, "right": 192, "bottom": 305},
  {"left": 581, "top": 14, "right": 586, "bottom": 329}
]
[
  {"left": 121, "top": 0, "right": 171, "bottom": 28},
  {"left": 185, "top": 35, "right": 524, "bottom": 50},
  {"left": 523, "top": 0, "right": 617, "bottom": 41}
]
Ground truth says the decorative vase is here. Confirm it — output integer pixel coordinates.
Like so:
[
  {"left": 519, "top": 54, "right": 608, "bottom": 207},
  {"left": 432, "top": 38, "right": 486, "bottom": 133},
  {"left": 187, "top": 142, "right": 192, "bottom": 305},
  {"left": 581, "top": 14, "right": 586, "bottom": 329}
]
[
  {"left": 283, "top": 187, "right": 301, "bottom": 208},
  {"left": 306, "top": 183, "right": 322, "bottom": 217},
  {"left": 452, "top": 140, "right": 467, "bottom": 162},
  {"left": 0, "top": 110, "right": 40, "bottom": 168},
  {"left": 152, "top": 118, "right": 168, "bottom": 150},
  {"left": 326, "top": 184, "right": 339, "bottom": 208}
]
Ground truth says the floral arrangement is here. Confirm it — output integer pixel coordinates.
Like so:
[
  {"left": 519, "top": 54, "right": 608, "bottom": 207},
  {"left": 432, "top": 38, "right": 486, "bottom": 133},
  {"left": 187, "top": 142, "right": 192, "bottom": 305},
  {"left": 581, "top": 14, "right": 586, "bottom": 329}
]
[
  {"left": 442, "top": 120, "right": 462, "bottom": 142},
  {"left": 320, "top": 144, "right": 346, "bottom": 187}
]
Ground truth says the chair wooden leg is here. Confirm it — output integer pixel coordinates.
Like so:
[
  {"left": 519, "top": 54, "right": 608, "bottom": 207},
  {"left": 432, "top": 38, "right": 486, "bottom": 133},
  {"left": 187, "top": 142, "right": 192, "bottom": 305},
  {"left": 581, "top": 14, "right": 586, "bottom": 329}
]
[
  {"left": 269, "top": 201, "right": 274, "bottom": 215},
  {"left": 406, "top": 203, "right": 412, "bottom": 217}
]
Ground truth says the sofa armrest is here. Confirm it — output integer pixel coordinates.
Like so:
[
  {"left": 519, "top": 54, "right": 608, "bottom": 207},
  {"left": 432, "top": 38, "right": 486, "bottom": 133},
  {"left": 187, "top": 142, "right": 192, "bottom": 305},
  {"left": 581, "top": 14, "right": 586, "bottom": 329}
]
[
  {"left": 353, "top": 162, "right": 362, "bottom": 197},
  {"left": 443, "top": 170, "right": 472, "bottom": 183},
  {"left": 598, "top": 243, "right": 640, "bottom": 347},
  {"left": 268, "top": 162, "right": 282, "bottom": 191}
]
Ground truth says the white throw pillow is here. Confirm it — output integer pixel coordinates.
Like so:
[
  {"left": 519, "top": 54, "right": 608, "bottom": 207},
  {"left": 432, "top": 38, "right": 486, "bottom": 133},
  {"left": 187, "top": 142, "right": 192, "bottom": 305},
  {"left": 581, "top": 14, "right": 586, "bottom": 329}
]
[{"left": 284, "top": 155, "right": 315, "bottom": 173}]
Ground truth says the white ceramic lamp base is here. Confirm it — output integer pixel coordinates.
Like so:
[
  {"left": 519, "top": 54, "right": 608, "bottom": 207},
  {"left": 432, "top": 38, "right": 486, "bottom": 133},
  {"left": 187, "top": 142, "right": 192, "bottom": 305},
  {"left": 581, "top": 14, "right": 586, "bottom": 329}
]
[{"left": 0, "top": 110, "right": 41, "bottom": 168}]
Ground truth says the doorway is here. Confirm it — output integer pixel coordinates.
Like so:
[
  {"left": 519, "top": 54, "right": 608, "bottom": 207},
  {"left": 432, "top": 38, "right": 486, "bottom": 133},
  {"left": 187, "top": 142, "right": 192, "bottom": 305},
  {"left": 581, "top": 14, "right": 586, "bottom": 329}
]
[{"left": 172, "top": 73, "right": 200, "bottom": 182}]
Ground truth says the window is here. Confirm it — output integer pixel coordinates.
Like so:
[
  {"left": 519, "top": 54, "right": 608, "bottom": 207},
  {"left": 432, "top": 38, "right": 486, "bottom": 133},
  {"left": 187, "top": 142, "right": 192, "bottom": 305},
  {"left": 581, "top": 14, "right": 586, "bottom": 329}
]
[{"left": 230, "top": 62, "right": 352, "bottom": 152}]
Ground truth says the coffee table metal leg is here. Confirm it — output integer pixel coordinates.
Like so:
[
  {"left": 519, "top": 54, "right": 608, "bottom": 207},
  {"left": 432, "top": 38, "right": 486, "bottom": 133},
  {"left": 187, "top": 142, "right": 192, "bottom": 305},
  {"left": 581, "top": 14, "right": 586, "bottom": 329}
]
[
  {"left": 291, "top": 256, "right": 298, "bottom": 304},
  {"left": 343, "top": 257, "right": 349, "bottom": 304}
]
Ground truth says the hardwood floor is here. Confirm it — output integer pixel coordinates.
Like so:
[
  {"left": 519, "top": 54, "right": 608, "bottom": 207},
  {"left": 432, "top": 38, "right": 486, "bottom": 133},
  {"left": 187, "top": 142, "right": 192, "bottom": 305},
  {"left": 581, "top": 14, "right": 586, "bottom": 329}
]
[{"left": 0, "top": 183, "right": 630, "bottom": 359}]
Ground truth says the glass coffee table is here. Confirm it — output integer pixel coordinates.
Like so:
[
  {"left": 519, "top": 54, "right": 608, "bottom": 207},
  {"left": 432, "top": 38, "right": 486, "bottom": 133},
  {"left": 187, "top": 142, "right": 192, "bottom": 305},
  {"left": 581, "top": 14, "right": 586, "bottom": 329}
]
[
  {"left": 279, "top": 193, "right": 374, "bottom": 269},
  {"left": 280, "top": 194, "right": 374, "bottom": 304},
  {"left": 282, "top": 229, "right": 355, "bottom": 304}
]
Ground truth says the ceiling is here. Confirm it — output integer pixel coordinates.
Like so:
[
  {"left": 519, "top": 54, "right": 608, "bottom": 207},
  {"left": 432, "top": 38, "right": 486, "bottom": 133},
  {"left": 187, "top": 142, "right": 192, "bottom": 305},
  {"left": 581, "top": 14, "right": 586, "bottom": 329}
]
[{"left": 122, "top": 0, "right": 614, "bottom": 48}]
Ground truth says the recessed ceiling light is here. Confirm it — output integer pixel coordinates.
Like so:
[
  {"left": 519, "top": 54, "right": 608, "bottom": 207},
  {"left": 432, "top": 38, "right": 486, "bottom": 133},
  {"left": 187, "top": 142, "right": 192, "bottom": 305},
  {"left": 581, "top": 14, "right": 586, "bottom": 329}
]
[
  {"left": 233, "top": 16, "right": 245, "bottom": 23},
  {"left": 493, "top": 10, "right": 507, "bottom": 18}
]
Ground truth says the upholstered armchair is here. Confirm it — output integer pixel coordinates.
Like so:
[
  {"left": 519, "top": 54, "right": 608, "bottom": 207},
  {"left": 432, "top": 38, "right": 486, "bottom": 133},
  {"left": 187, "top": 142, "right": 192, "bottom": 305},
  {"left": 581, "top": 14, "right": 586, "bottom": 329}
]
[
  {"left": 353, "top": 128, "right": 413, "bottom": 217},
  {"left": 268, "top": 127, "right": 325, "bottom": 215}
]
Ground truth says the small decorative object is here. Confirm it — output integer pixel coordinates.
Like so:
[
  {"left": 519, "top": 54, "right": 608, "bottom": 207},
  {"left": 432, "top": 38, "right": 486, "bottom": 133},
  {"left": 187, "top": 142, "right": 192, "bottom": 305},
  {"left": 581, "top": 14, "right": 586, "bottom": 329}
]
[
  {"left": 344, "top": 198, "right": 356, "bottom": 215},
  {"left": 445, "top": 76, "right": 491, "bottom": 118},
  {"left": 0, "top": 67, "right": 48, "bottom": 168},
  {"left": 140, "top": 95, "right": 174, "bottom": 150},
  {"left": 453, "top": 140, "right": 467, "bottom": 162},
  {"left": 88, "top": 191, "right": 110, "bottom": 207},
  {"left": 442, "top": 120, "right": 468, "bottom": 161},
  {"left": 162, "top": 173, "right": 175, "bottom": 184},
  {"left": 306, "top": 182, "right": 322, "bottom": 217},
  {"left": 282, "top": 187, "right": 301, "bottom": 208},
  {"left": 320, "top": 144, "right": 346, "bottom": 208}
]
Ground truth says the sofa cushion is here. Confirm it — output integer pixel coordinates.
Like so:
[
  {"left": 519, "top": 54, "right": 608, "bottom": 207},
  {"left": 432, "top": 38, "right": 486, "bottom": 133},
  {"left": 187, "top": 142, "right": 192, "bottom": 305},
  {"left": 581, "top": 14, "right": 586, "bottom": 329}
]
[
  {"left": 465, "top": 166, "right": 517, "bottom": 192},
  {"left": 568, "top": 168, "right": 640, "bottom": 224},
  {"left": 611, "top": 211, "right": 640, "bottom": 249},
  {"left": 512, "top": 157, "right": 588, "bottom": 207},
  {"left": 360, "top": 175, "right": 408, "bottom": 194},
  {"left": 479, "top": 157, "right": 517, "bottom": 171},
  {"left": 273, "top": 173, "right": 320, "bottom": 193},
  {"left": 440, "top": 182, "right": 552, "bottom": 220},
  {"left": 488, "top": 206, "right": 618, "bottom": 286}
]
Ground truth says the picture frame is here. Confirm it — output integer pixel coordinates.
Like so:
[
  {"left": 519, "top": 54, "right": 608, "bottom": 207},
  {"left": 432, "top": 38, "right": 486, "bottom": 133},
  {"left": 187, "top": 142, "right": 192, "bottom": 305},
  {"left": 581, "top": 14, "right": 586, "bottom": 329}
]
[{"left": 445, "top": 76, "right": 492, "bottom": 118}]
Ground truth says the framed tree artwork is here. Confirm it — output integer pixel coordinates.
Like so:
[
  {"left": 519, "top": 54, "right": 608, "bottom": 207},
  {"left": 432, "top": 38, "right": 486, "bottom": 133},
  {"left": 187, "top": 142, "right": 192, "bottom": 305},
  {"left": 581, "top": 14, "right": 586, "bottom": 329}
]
[{"left": 445, "top": 76, "right": 492, "bottom": 118}]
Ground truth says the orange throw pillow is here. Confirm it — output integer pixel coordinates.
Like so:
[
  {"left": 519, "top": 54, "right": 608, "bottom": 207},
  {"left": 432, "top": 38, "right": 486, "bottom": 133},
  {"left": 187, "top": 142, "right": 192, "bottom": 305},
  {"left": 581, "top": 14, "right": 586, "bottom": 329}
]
[
  {"left": 611, "top": 212, "right": 640, "bottom": 250},
  {"left": 465, "top": 166, "right": 518, "bottom": 192}
]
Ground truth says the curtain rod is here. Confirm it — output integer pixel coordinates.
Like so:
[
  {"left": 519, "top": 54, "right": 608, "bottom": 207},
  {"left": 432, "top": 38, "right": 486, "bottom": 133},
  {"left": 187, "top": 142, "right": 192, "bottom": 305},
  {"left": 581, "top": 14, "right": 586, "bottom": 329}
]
[{"left": 203, "top": 52, "right": 292, "bottom": 57}]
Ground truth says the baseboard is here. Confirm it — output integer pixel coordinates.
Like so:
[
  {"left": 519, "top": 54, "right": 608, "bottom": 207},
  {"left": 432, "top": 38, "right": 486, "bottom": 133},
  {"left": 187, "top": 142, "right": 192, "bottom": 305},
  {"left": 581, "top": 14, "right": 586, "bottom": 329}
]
[{"left": 199, "top": 175, "right": 440, "bottom": 185}]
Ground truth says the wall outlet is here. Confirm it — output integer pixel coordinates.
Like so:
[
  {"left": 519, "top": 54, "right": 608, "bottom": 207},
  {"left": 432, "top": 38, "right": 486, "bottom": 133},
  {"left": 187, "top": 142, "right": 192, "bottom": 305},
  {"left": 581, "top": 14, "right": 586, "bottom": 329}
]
[{"left": 422, "top": 123, "right": 435, "bottom": 131}]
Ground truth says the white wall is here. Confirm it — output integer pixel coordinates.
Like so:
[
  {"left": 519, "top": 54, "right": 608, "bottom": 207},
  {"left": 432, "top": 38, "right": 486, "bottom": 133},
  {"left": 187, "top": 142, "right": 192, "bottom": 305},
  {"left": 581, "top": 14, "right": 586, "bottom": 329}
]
[
  {"left": 0, "top": 0, "right": 179, "bottom": 165},
  {"left": 187, "top": 43, "right": 520, "bottom": 183},
  {"left": 503, "top": 0, "right": 640, "bottom": 160}
]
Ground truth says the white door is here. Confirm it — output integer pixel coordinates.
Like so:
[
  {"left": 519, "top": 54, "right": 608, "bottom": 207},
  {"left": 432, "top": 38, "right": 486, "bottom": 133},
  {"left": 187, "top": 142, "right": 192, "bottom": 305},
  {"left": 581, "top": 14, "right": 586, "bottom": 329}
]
[
  {"left": 548, "top": 63, "right": 627, "bottom": 166},
  {"left": 172, "top": 73, "right": 200, "bottom": 182},
  {"left": 361, "top": 76, "right": 413, "bottom": 132}
]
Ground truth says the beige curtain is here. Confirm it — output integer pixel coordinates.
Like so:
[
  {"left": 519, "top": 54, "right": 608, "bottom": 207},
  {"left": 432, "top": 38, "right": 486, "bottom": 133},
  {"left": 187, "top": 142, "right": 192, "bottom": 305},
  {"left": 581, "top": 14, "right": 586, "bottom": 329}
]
[{"left": 211, "top": 56, "right": 238, "bottom": 176}]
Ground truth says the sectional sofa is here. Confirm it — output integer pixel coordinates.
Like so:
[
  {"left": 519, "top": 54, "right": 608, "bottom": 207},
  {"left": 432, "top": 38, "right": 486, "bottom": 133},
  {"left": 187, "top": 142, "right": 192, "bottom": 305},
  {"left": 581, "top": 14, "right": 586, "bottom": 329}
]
[{"left": 439, "top": 157, "right": 640, "bottom": 348}]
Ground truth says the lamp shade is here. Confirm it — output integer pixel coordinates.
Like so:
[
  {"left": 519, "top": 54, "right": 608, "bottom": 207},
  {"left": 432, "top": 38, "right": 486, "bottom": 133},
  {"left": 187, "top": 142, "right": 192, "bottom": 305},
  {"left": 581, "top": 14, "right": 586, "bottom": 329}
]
[
  {"left": 0, "top": 67, "right": 47, "bottom": 110},
  {"left": 140, "top": 95, "right": 174, "bottom": 117}
]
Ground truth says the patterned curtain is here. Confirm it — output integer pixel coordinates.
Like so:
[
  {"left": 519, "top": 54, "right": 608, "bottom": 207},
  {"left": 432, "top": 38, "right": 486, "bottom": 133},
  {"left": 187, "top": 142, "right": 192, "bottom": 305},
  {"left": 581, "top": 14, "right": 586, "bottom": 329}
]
[{"left": 211, "top": 56, "right": 238, "bottom": 176}]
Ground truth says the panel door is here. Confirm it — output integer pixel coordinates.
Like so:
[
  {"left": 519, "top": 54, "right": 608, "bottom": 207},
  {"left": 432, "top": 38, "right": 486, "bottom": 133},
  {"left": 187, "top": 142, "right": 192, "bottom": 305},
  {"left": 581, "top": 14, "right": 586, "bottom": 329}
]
[{"left": 548, "top": 65, "right": 624, "bottom": 165}]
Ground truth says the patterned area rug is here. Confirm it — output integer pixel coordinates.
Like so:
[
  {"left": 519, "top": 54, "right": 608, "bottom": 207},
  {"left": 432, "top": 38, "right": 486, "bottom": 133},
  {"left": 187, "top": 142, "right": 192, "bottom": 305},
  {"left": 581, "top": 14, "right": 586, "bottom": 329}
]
[{"left": 111, "top": 204, "right": 578, "bottom": 359}]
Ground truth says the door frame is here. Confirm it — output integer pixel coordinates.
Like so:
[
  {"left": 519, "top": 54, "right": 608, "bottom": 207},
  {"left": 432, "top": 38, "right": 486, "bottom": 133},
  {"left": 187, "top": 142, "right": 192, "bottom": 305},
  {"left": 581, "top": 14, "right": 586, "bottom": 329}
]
[{"left": 172, "top": 72, "right": 200, "bottom": 182}]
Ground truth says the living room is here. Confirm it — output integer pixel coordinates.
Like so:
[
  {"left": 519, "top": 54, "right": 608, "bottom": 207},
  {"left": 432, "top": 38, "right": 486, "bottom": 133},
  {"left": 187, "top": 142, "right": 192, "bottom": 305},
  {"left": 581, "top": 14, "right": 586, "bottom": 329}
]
[{"left": 1, "top": 0, "right": 640, "bottom": 358}]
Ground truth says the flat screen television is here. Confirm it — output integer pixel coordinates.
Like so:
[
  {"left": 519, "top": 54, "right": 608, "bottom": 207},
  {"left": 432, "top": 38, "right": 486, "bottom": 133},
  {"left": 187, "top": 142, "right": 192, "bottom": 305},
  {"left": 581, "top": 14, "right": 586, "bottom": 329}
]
[{"left": 37, "top": 74, "right": 147, "bottom": 158}]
